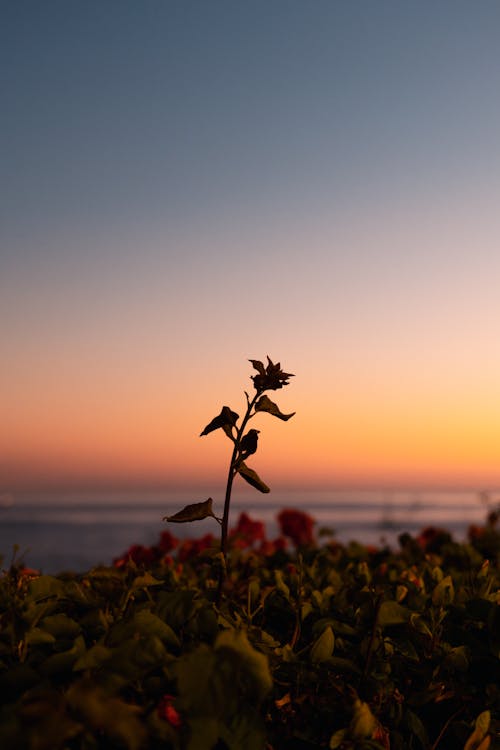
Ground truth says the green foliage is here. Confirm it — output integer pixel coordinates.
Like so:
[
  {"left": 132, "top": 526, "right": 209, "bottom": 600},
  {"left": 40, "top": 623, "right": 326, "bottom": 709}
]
[{"left": 1, "top": 513, "right": 499, "bottom": 749}]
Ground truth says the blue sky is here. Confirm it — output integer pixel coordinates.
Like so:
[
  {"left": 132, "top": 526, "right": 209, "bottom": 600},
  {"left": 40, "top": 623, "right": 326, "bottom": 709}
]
[{"left": 2, "top": 1, "right": 500, "bottom": 490}]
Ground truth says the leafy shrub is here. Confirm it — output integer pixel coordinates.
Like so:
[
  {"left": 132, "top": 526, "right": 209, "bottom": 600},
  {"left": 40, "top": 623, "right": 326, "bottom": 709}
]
[{"left": 0, "top": 510, "right": 499, "bottom": 749}]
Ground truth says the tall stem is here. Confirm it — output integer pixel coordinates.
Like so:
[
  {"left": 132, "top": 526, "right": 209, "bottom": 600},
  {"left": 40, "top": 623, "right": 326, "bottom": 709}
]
[{"left": 220, "top": 391, "right": 260, "bottom": 559}]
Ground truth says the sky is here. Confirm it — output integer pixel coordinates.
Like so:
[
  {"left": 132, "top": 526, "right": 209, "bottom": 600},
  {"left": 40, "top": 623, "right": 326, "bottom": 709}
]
[{"left": 2, "top": 1, "right": 500, "bottom": 495}]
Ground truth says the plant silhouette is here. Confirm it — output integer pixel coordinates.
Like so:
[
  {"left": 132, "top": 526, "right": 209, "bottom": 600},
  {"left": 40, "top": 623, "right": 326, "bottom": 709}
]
[{"left": 164, "top": 357, "right": 295, "bottom": 571}]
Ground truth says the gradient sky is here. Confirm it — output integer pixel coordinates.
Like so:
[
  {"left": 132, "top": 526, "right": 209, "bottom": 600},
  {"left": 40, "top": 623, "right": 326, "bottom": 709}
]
[{"left": 2, "top": 1, "right": 500, "bottom": 493}]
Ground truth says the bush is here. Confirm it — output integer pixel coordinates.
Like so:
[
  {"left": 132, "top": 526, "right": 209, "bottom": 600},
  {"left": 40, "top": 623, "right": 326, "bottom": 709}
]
[{"left": 0, "top": 510, "right": 499, "bottom": 750}]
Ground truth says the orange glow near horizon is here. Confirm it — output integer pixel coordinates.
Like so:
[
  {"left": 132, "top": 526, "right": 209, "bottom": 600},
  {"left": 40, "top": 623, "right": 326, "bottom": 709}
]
[{"left": 3, "top": 363, "right": 500, "bottom": 492}]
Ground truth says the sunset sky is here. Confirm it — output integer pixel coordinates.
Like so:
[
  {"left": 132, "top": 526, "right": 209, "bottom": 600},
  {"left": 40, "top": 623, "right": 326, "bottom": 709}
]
[{"left": 2, "top": 1, "right": 500, "bottom": 494}]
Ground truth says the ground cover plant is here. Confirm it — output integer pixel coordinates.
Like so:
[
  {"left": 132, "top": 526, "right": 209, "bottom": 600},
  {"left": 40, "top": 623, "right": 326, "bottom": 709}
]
[{"left": 1, "top": 358, "right": 499, "bottom": 750}]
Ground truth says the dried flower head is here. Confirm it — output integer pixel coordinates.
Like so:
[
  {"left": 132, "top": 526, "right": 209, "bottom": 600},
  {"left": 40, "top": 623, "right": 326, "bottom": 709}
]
[{"left": 250, "top": 357, "right": 294, "bottom": 394}]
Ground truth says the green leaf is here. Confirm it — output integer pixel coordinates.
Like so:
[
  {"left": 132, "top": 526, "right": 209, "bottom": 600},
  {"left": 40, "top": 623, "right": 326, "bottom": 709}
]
[
  {"left": 133, "top": 610, "right": 181, "bottom": 649},
  {"left": 274, "top": 570, "right": 290, "bottom": 599},
  {"left": 236, "top": 462, "right": 270, "bottom": 493},
  {"left": 405, "top": 710, "right": 429, "bottom": 749},
  {"left": 378, "top": 600, "right": 410, "bottom": 627},
  {"left": 130, "top": 572, "right": 163, "bottom": 590},
  {"left": 200, "top": 406, "right": 239, "bottom": 436},
  {"left": 255, "top": 395, "right": 295, "bottom": 421},
  {"left": 73, "top": 644, "right": 112, "bottom": 671},
  {"left": 40, "top": 635, "right": 86, "bottom": 676},
  {"left": 410, "top": 613, "right": 433, "bottom": 638},
  {"left": 25, "top": 627, "right": 56, "bottom": 646},
  {"left": 310, "top": 625, "right": 335, "bottom": 663},
  {"left": 432, "top": 575, "right": 455, "bottom": 606},
  {"left": 28, "top": 575, "right": 64, "bottom": 602},
  {"left": 215, "top": 629, "right": 272, "bottom": 701},
  {"left": 164, "top": 498, "right": 217, "bottom": 523},
  {"left": 40, "top": 614, "right": 81, "bottom": 638},
  {"left": 66, "top": 679, "right": 147, "bottom": 750},
  {"left": 329, "top": 728, "right": 347, "bottom": 749}
]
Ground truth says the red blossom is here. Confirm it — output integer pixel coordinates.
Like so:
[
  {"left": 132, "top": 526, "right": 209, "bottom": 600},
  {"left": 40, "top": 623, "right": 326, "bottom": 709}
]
[
  {"left": 113, "top": 544, "right": 156, "bottom": 568},
  {"left": 230, "top": 512, "right": 266, "bottom": 548},
  {"left": 157, "top": 695, "right": 182, "bottom": 728},
  {"left": 277, "top": 509, "right": 315, "bottom": 547},
  {"left": 468, "top": 524, "right": 485, "bottom": 541},
  {"left": 259, "top": 536, "right": 288, "bottom": 556},
  {"left": 158, "top": 530, "right": 179, "bottom": 553},
  {"left": 19, "top": 567, "right": 40, "bottom": 578},
  {"left": 177, "top": 533, "right": 214, "bottom": 562},
  {"left": 416, "top": 526, "right": 451, "bottom": 553}
]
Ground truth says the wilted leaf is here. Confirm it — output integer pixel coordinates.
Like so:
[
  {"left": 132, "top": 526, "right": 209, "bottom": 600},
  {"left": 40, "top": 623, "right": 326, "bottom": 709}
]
[
  {"left": 164, "top": 498, "right": 217, "bottom": 523},
  {"left": 236, "top": 462, "right": 270, "bottom": 493},
  {"left": 255, "top": 395, "right": 295, "bottom": 421},
  {"left": 200, "top": 406, "right": 239, "bottom": 437},
  {"left": 310, "top": 625, "right": 335, "bottom": 663}
]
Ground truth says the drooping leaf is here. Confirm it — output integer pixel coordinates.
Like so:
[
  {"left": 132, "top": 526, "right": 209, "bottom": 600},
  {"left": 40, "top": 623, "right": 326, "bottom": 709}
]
[
  {"left": 255, "top": 395, "right": 295, "bottom": 421},
  {"left": 200, "top": 406, "right": 239, "bottom": 437},
  {"left": 164, "top": 498, "right": 217, "bottom": 523},
  {"left": 236, "top": 462, "right": 270, "bottom": 493}
]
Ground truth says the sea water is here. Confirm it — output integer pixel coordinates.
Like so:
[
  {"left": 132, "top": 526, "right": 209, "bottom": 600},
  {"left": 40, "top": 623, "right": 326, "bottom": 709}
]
[{"left": 0, "top": 488, "right": 496, "bottom": 574}]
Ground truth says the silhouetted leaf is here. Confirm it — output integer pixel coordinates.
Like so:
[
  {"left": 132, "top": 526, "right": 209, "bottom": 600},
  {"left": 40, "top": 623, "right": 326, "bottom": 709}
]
[
  {"left": 240, "top": 428, "right": 259, "bottom": 457},
  {"left": 164, "top": 498, "right": 217, "bottom": 523},
  {"left": 236, "top": 463, "right": 270, "bottom": 493},
  {"left": 200, "top": 406, "right": 239, "bottom": 437},
  {"left": 255, "top": 395, "right": 295, "bottom": 421}
]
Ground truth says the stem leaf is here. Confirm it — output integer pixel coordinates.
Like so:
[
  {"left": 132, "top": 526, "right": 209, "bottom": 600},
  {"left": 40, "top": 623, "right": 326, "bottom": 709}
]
[
  {"left": 236, "top": 462, "right": 270, "bottom": 493},
  {"left": 255, "top": 395, "right": 295, "bottom": 421},
  {"left": 164, "top": 498, "right": 216, "bottom": 523},
  {"left": 200, "top": 407, "right": 239, "bottom": 437}
]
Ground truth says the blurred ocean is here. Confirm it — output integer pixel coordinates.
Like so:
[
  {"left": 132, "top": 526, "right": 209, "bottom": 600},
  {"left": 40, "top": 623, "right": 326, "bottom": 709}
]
[{"left": 0, "top": 489, "right": 496, "bottom": 574}]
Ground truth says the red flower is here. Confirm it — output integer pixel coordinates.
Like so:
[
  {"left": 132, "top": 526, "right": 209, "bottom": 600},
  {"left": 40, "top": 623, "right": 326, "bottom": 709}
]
[
  {"left": 158, "top": 530, "right": 179, "bottom": 553},
  {"left": 278, "top": 509, "right": 314, "bottom": 547},
  {"left": 259, "top": 536, "right": 288, "bottom": 556},
  {"left": 157, "top": 695, "right": 182, "bottom": 728},
  {"left": 177, "top": 533, "right": 214, "bottom": 562},
  {"left": 230, "top": 512, "right": 266, "bottom": 548},
  {"left": 416, "top": 526, "right": 451, "bottom": 553},
  {"left": 113, "top": 544, "right": 156, "bottom": 568}
]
